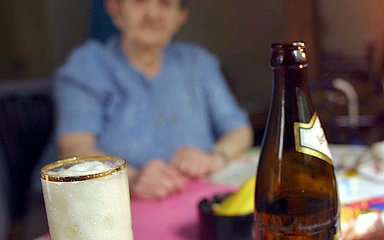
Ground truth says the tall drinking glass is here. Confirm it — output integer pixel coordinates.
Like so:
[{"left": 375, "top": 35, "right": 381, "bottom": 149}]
[{"left": 40, "top": 156, "right": 133, "bottom": 240}]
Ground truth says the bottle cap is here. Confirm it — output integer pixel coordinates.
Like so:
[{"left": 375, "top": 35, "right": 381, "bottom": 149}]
[{"left": 271, "top": 41, "right": 308, "bottom": 67}]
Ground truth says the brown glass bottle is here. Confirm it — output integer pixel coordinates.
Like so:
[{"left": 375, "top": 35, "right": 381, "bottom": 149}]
[{"left": 254, "top": 42, "right": 340, "bottom": 239}]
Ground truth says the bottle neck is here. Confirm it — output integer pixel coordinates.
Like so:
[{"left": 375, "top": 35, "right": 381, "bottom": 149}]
[{"left": 271, "top": 65, "right": 314, "bottom": 124}]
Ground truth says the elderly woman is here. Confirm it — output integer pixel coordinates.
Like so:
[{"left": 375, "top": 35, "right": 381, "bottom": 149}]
[{"left": 55, "top": 0, "right": 253, "bottom": 199}]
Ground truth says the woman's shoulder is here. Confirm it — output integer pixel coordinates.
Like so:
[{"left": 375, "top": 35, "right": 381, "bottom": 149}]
[
  {"left": 55, "top": 39, "right": 122, "bottom": 91},
  {"left": 63, "top": 39, "right": 115, "bottom": 67},
  {"left": 57, "top": 38, "right": 121, "bottom": 77}
]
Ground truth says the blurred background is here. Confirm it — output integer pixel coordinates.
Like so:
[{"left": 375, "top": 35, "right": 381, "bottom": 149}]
[{"left": 2, "top": 0, "right": 384, "bottom": 239}]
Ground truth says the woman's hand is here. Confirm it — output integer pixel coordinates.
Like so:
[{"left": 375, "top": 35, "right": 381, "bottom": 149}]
[
  {"left": 131, "top": 159, "right": 189, "bottom": 199},
  {"left": 170, "top": 146, "right": 227, "bottom": 178}
]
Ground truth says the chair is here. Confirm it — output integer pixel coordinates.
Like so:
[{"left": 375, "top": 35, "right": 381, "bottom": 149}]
[{"left": 0, "top": 78, "right": 54, "bottom": 238}]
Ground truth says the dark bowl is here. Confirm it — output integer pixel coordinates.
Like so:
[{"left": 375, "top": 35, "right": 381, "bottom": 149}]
[{"left": 198, "top": 193, "right": 254, "bottom": 240}]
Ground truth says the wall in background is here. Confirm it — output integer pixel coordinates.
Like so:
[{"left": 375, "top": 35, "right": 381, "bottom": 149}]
[
  {"left": 0, "top": 0, "right": 51, "bottom": 79},
  {"left": 319, "top": 0, "right": 384, "bottom": 62},
  {"left": 44, "top": 0, "right": 92, "bottom": 69},
  {"left": 0, "top": 0, "right": 286, "bottom": 115},
  {"left": 1, "top": 0, "right": 382, "bottom": 114},
  {"left": 175, "top": 0, "right": 286, "bottom": 114},
  {"left": 0, "top": 0, "right": 91, "bottom": 79},
  {"left": 319, "top": 0, "right": 365, "bottom": 58}
]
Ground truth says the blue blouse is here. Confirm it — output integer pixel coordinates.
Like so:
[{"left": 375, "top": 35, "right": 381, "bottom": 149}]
[{"left": 55, "top": 37, "right": 250, "bottom": 167}]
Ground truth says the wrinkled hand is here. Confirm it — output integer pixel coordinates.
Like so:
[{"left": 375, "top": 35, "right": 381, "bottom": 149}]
[
  {"left": 132, "top": 159, "right": 188, "bottom": 199},
  {"left": 171, "top": 146, "right": 226, "bottom": 178}
]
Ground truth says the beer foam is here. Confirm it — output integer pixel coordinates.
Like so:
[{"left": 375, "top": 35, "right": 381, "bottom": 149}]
[{"left": 48, "top": 160, "right": 114, "bottom": 177}]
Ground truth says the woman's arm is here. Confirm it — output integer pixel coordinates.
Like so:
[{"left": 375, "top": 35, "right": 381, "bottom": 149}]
[
  {"left": 211, "top": 125, "right": 254, "bottom": 162},
  {"left": 171, "top": 125, "right": 254, "bottom": 177},
  {"left": 57, "top": 133, "right": 187, "bottom": 199},
  {"left": 57, "top": 133, "right": 104, "bottom": 158}
]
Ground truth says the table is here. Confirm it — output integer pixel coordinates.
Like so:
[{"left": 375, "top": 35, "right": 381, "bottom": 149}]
[
  {"left": 36, "top": 144, "right": 384, "bottom": 240},
  {"left": 211, "top": 144, "right": 384, "bottom": 204}
]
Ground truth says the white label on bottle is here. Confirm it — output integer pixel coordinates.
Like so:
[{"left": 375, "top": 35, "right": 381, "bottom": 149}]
[{"left": 294, "top": 113, "right": 333, "bottom": 165}]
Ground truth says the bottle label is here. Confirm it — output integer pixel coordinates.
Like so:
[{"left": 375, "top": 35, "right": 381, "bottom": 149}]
[{"left": 294, "top": 113, "right": 333, "bottom": 165}]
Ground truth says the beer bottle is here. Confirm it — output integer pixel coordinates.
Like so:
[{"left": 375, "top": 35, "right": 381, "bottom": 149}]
[{"left": 254, "top": 42, "right": 340, "bottom": 239}]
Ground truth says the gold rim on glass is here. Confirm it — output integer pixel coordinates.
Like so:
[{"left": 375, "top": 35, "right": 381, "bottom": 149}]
[{"left": 40, "top": 156, "right": 127, "bottom": 182}]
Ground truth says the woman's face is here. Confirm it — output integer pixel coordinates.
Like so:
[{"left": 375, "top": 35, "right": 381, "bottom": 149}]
[{"left": 110, "top": 0, "right": 188, "bottom": 49}]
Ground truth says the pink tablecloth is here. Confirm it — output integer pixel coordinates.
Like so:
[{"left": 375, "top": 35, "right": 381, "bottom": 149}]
[{"left": 43, "top": 180, "right": 235, "bottom": 240}]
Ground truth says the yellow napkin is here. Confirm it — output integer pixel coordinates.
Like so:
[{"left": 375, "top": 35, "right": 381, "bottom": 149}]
[{"left": 212, "top": 176, "right": 256, "bottom": 216}]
